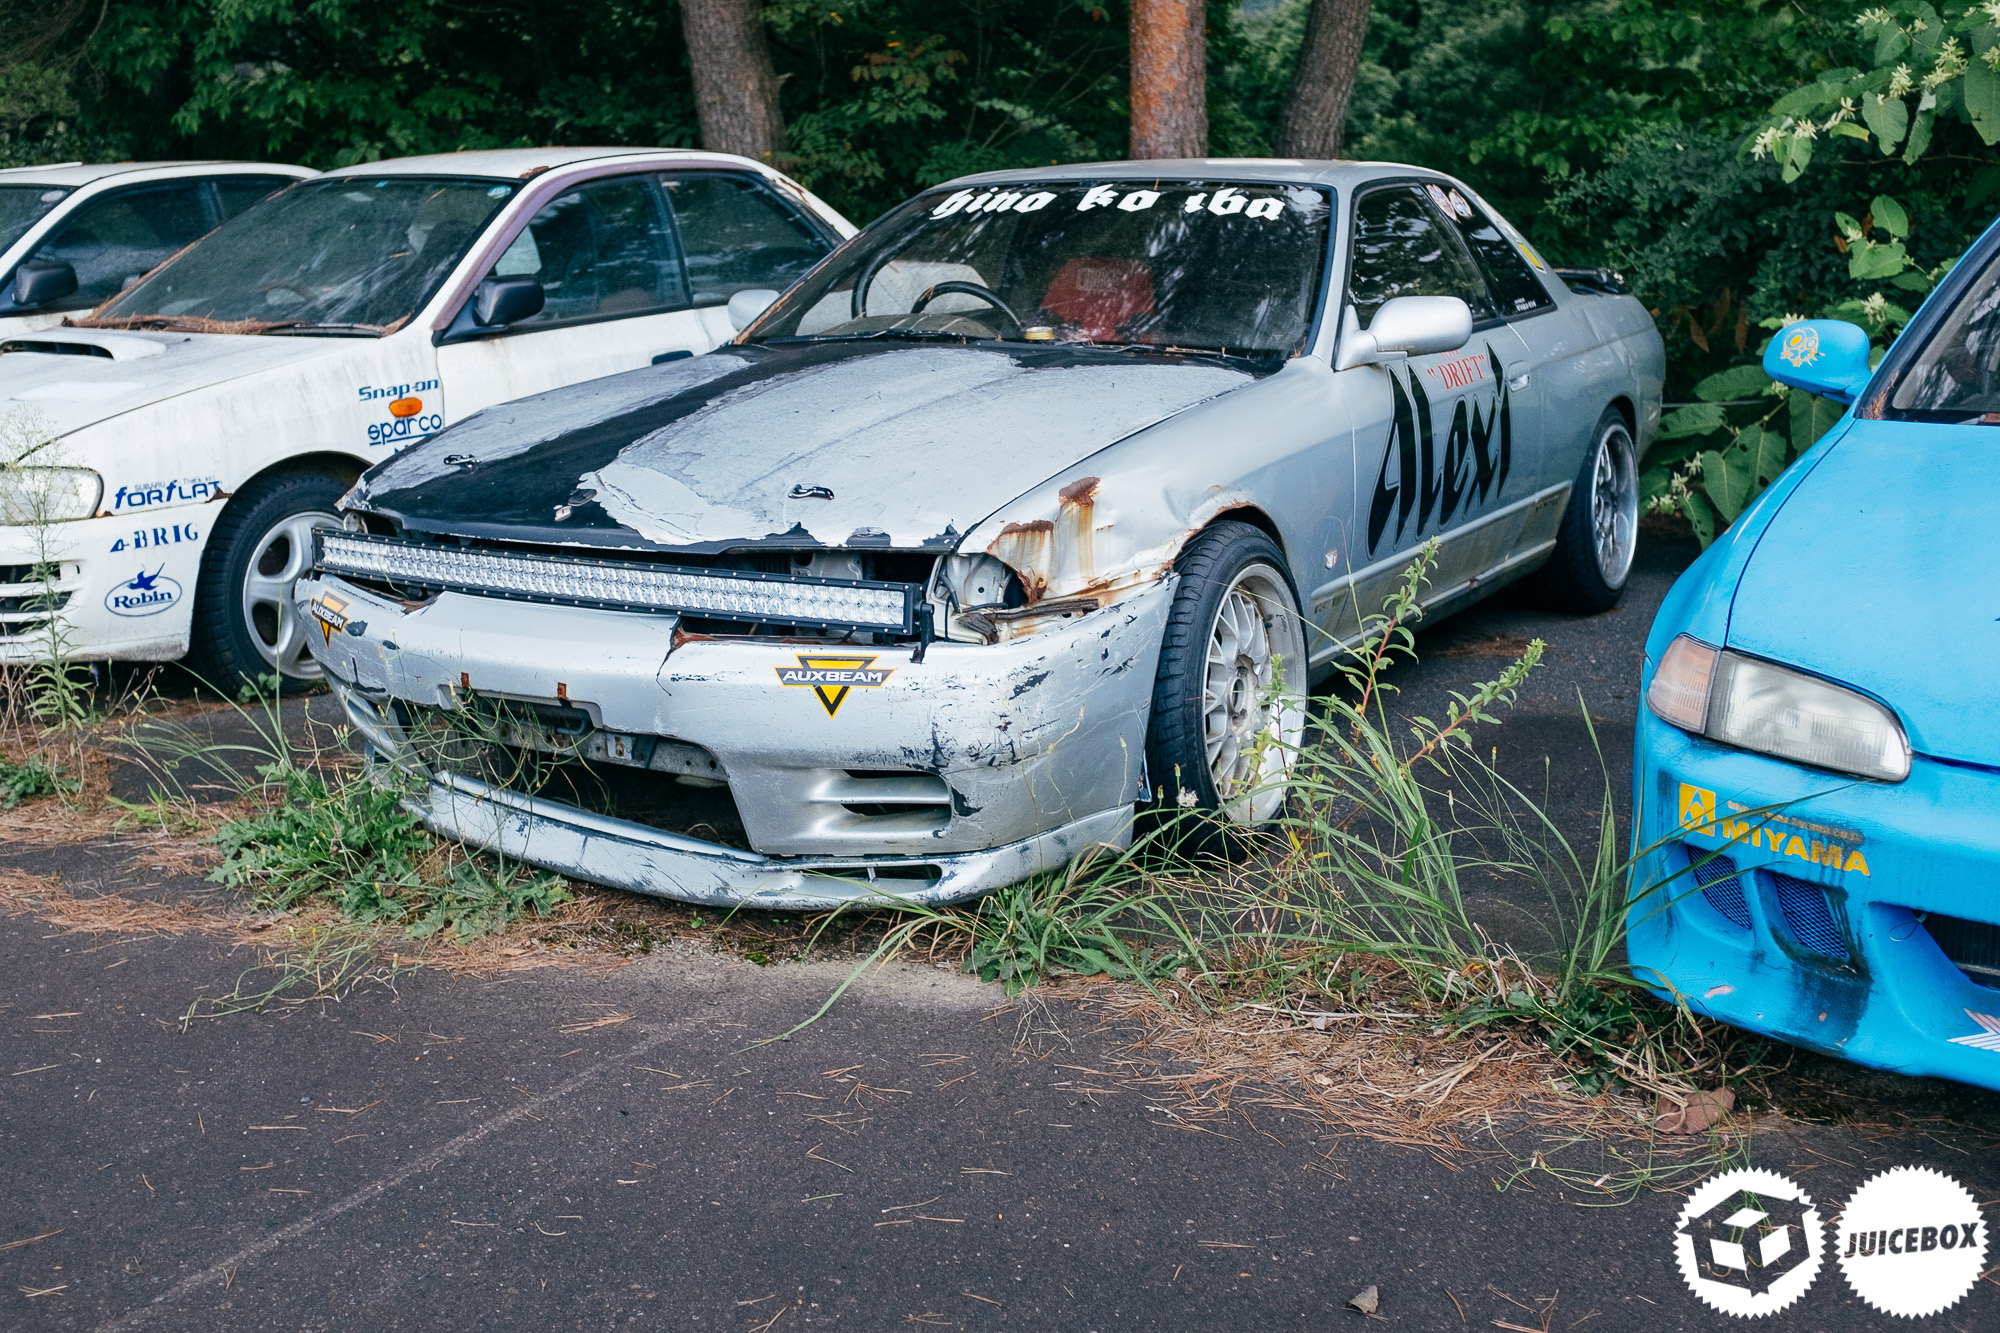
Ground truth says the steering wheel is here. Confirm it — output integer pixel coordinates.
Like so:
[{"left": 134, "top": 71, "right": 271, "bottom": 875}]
[{"left": 910, "top": 281, "right": 1023, "bottom": 336}]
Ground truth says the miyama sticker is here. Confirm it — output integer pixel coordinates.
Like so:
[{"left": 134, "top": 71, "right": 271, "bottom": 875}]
[
  {"left": 1780, "top": 326, "right": 1821, "bottom": 368},
  {"left": 1678, "top": 783, "right": 1871, "bottom": 876},
  {"left": 1674, "top": 1168, "right": 1823, "bottom": 1316},
  {"left": 775, "top": 654, "right": 895, "bottom": 716}
]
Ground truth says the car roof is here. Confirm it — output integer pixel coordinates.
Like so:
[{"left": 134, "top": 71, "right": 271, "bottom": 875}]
[
  {"left": 937, "top": 158, "right": 1453, "bottom": 192},
  {"left": 0, "top": 161, "right": 314, "bottom": 188},
  {"left": 316, "top": 147, "right": 770, "bottom": 180}
]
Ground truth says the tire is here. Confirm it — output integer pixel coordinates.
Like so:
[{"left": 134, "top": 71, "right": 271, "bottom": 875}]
[
  {"left": 1521, "top": 407, "right": 1640, "bottom": 613},
  {"left": 1144, "top": 521, "right": 1308, "bottom": 838},
  {"left": 187, "top": 470, "right": 347, "bottom": 694}
]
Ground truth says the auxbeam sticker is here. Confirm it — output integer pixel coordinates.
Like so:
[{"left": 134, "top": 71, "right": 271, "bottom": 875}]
[
  {"left": 310, "top": 591, "right": 350, "bottom": 645},
  {"left": 1674, "top": 1168, "right": 1823, "bottom": 1316},
  {"left": 104, "top": 567, "right": 181, "bottom": 617},
  {"left": 775, "top": 654, "right": 894, "bottom": 716},
  {"left": 1835, "top": 1166, "right": 1986, "bottom": 1318}
]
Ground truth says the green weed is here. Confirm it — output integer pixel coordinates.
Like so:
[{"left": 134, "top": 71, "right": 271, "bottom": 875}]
[{"left": 0, "top": 752, "right": 77, "bottom": 807}]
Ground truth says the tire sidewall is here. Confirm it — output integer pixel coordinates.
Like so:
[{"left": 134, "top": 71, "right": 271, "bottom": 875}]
[
  {"left": 190, "top": 471, "right": 348, "bottom": 693},
  {"left": 1144, "top": 521, "right": 1305, "bottom": 821}
]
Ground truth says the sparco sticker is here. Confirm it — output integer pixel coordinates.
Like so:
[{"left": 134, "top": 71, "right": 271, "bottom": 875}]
[
  {"left": 104, "top": 567, "right": 182, "bottom": 617},
  {"left": 1835, "top": 1166, "right": 1986, "bottom": 1318},
  {"left": 1674, "top": 1168, "right": 1823, "bottom": 1316}
]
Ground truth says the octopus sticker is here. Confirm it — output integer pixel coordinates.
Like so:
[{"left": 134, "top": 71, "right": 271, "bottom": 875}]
[{"left": 1780, "top": 326, "right": 1822, "bottom": 368}]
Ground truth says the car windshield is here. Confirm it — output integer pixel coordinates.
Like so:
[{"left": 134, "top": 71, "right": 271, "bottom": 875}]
[
  {"left": 1888, "top": 244, "right": 2000, "bottom": 420},
  {"left": 751, "top": 179, "right": 1331, "bottom": 358},
  {"left": 0, "top": 184, "right": 73, "bottom": 253},
  {"left": 87, "top": 176, "right": 517, "bottom": 335}
]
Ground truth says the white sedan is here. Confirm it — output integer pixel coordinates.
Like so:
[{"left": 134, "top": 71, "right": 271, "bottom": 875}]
[{"left": 0, "top": 147, "right": 852, "bottom": 687}]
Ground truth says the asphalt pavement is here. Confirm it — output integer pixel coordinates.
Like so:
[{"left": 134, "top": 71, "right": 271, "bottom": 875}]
[{"left": 6, "top": 521, "right": 2000, "bottom": 1332}]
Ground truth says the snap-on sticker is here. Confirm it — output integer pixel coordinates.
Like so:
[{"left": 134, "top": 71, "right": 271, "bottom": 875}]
[{"left": 360, "top": 380, "right": 442, "bottom": 447}]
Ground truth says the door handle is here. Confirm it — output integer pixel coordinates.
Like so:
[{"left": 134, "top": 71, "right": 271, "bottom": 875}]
[
  {"left": 652, "top": 349, "right": 694, "bottom": 365},
  {"left": 1507, "top": 372, "right": 1531, "bottom": 392}
]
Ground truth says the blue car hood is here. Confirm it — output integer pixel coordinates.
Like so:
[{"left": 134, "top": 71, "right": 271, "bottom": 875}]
[{"left": 1729, "top": 418, "right": 2000, "bottom": 769}]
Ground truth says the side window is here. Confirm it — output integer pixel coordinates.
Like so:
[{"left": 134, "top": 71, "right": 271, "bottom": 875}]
[
  {"left": 30, "top": 182, "right": 214, "bottom": 310},
  {"left": 215, "top": 176, "right": 299, "bottom": 219},
  {"left": 1346, "top": 185, "right": 1495, "bottom": 329},
  {"left": 1436, "top": 186, "right": 1553, "bottom": 317},
  {"left": 661, "top": 173, "right": 833, "bottom": 306},
  {"left": 485, "top": 175, "right": 688, "bottom": 328}
]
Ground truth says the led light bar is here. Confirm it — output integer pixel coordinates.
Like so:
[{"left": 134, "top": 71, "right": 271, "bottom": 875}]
[{"left": 314, "top": 531, "right": 916, "bottom": 633}]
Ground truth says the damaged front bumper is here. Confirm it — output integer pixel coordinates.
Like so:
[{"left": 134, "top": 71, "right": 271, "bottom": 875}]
[{"left": 293, "top": 572, "right": 1174, "bottom": 909}]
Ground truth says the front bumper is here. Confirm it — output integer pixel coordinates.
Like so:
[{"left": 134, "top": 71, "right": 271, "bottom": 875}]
[
  {"left": 1629, "top": 712, "right": 2000, "bottom": 1090},
  {"left": 294, "top": 572, "right": 1174, "bottom": 909},
  {"left": 1, "top": 507, "right": 213, "bottom": 662}
]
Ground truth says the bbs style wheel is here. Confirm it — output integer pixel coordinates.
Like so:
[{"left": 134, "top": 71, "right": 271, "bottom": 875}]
[
  {"left": 187, "top": 470, "right": 347, "bottom": 693},
  {"left": 1145, "top": 521, "right": 1308, "bottom": 839},
  {"left": 1523, "top": 407, "right": 1639, "bottom": 613}
]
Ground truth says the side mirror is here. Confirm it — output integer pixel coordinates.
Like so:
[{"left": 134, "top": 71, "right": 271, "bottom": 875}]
[
  {"left": 1763, "top": 319, "right": 1872, "bottom": 403},
  {"left": 1333, "top": 296, "right": 1473, "bottom": 371},
  {"left": 472, "top": 276, "right": 545, "bottom": 328},
  {"left": 12, "top": 259, "right": 78, "bottom": 309},
  {"left": 727, "top": 287, "right": 780, "bottom": 332}
]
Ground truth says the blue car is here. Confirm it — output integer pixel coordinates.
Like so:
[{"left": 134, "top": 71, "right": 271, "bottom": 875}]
[{"left": 1628, "top": 220, "right": 2000, "bottom": 1089}]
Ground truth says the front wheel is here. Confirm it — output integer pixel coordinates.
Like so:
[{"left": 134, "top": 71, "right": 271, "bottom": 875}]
[
  {"left": 1521, "top": 407, "right": 1639, "bottom": 613},
  {"left": 1144, "top": 521, "right": 1308, "bottom": 835},
  {"left": 187, "top": 471, "right": 347, "bottom": 693}
]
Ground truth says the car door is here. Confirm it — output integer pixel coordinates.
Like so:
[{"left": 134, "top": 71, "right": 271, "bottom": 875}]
[
  {"left": 435, "top": 172, "right": 709, "bottom": 421},
  {"left": 1335, "top": 182, "right": 1538, "bottom": 625},
  {"left": 15, "top": 179, "right": 216, "bottom": 314},
  {"left": 1435, "top": 182, "right": 1578, "bottom": 553}
]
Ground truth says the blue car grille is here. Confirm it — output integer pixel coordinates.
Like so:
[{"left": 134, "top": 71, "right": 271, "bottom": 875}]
[
  {"left": 1920, "top": 913, "right": 2000, "bottom": 991},
  {"left": 1688, "top": 849, "right": 1752, "bottom": 930},
  {"left": 1771, "top": 872, "right": 1852, "bottom": 963}
]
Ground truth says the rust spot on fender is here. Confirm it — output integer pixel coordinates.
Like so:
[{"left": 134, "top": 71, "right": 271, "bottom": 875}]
[
  {"left": 1058, "top": 476, "right": 1100, "bottom": 505},
  {"left": 988, "top": 519, "right": 1055, "bottom": 602}
]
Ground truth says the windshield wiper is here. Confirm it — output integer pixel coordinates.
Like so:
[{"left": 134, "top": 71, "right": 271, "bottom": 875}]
[
  {"left": 258, "top": 321, "right": 387, "bottom": 338},
  {"left": 762, "top": 329, "right": 983, "bottom": 346},
  {"left": 1087, "top": 341, "right": 1268, "bottom": 364}
]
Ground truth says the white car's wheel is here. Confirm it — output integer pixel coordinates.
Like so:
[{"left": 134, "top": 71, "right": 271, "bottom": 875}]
[
  {"left": 1146, "top": 521, "right": 1307, "bottom": 836},
  {"left": 189, "top": 471, "right": 347, "bottom": 692}
]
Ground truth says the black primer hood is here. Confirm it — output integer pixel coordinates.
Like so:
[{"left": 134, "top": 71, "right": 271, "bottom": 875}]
[{"left": 353, "top": 340, "right": 1257, "bottom": 553}]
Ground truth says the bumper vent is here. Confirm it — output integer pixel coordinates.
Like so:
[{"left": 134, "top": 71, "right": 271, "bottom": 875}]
[
  {"left": 1921, "top": 913, "right": 2000, "bottom": 991},
  {"left": 1688, "top": 848, "right": 1751, "bottom": 930},
  {"left": 1771, "top": 872, "right": 1852, "bottom": 963}
]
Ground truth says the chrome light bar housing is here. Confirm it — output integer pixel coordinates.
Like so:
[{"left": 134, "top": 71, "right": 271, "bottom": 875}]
[{"left": 313, "top": 531, "right": 917, "bottom": 633}]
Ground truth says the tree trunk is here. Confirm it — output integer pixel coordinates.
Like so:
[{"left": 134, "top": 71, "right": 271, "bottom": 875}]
[
  {"left": 1129, "top": 0, "right": 1207, "bottom": 159},
  {"left": 680, "top": 0, "right": 786, "bottom": 161},
  {"left": 1274, "top": 0, "right": 1371, "bottom": 159}
]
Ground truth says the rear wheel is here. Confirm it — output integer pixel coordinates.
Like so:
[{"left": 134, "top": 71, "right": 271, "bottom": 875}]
[
  {"left": 1145, "top": 522, "right": 1307, "bottom": 836},
  {"left": 1522, "top": 407, "right": 1638, "bottom": 613},
  {"left": 187, "top": 471, "right": 346, "bottom": 693}
]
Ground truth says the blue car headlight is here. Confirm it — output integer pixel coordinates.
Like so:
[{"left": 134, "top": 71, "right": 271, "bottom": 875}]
[{"left": 1646, "top": 634, "right": 1912, "bottom": 783}]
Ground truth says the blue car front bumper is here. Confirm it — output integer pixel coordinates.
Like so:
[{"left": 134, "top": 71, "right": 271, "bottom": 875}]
[{"left": 1629, "top": 713, "right": 2000, "bottom": 1089}]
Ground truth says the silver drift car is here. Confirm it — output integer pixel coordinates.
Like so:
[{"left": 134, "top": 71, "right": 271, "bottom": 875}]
[{"left": 295, "top": 159, "right": 1663, "bottom": 909}]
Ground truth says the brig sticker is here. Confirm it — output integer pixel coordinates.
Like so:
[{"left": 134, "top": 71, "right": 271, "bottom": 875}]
[
  {"left": 774, "top": 654, "right": 895, "bottom": 716},
  {"left": 104, "top": 567, "right": 181, "bottom": 617}
]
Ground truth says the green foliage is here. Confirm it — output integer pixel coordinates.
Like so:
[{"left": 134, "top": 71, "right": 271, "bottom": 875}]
[
  {"left": 211, "top": 765, "right": 571, "bottom": 940},
  {"left": 0, "top": 752, "right": 77, "bottom": 807}
]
